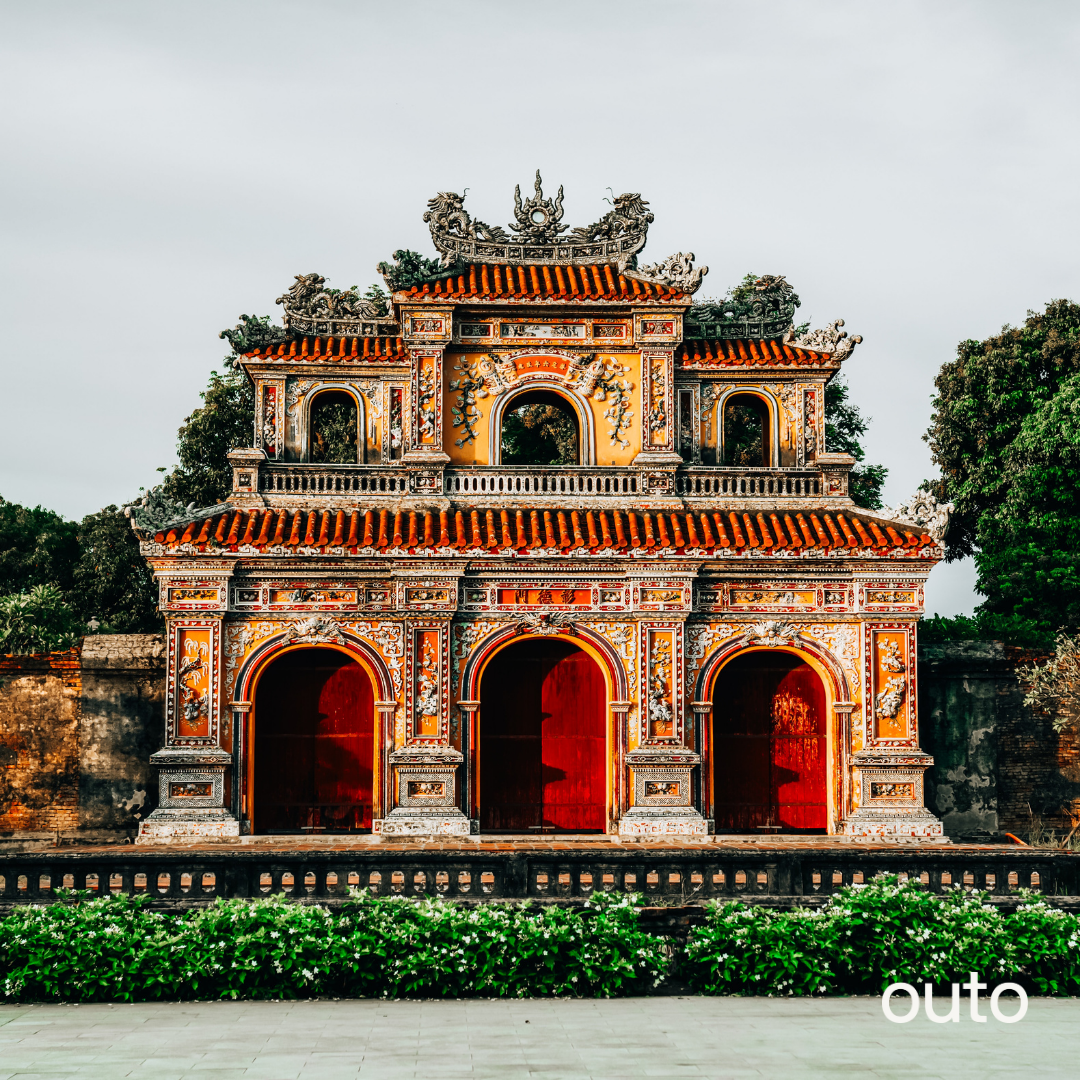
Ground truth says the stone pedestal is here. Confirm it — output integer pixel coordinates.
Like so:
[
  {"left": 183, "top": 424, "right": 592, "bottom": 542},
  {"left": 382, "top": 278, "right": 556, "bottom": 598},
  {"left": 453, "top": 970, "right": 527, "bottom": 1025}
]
[
  {"left": 137, "top": 747, "right": 239, "bottom": 844},
  {"left": 841, "top": 751, "right": 944, "bottom": 838},
  {"left": 376, "top": 745, "right": 471, "bottom": 837},
  {"left": 618, "top": 746, "right": 708, "bottom": 837}
]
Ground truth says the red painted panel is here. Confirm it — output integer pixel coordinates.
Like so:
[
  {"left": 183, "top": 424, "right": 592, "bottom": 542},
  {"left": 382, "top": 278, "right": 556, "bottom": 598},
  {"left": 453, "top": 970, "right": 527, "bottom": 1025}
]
[
  {"left": 254, "top": 648, "right": 374, "bottom": 833},
  {"left": 480, "top": 640, "right": 606, "bottom": 833},
  {"left": 712, "top": 652, "right": 826, "bottom": 833}
]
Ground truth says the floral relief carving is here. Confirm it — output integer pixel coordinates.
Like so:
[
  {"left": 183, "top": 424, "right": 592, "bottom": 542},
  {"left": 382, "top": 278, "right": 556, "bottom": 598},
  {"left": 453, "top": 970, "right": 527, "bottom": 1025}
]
[
  {"left": 685, "top": 623, "right": 736, "bottom": 697},
  {"left": 223, "top": 621, "right": 277, "bottom": 700},
  {"left": 346, "top": 620, "right": 404, "bottom": 698}
]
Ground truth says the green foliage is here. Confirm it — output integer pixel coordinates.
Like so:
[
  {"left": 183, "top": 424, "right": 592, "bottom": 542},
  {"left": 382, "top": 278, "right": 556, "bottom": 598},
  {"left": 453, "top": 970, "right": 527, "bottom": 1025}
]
[
  {"left": 918, "top": 611, "right": 1052, "bottom": 648},
  {"left": 363, "top": 284, "right": 390, "bottom": 316},
  {"left": 0, "top": 891, "right": 668, "bottom": 1003},
  {"left": 722, "top": 401, "right": 767, "bottom": 467},
  {"left": 377, "top": 249, "right": 443, "bottom": 292},
  {"left": 926, "top": 299, "right": 1080, "bottom": 632},
  {"left": 162, "top": 366, "right": 255, "bottom": 509},
  {"left": 310, "top": 397, "right": 359, "bottom": 464},
  {"left": 71, "top": 506, "right": 161, "bottom": 632},
  {"left": 0, "top": 584, "right": 83, "bottom": 655},
  {"left": 501, "top": 404, "right": 579, "bottom": 465},
  {"left": 824, "top": 375, "right": 887, "bottom": 510},
  {"left": 684, "top": 876, "right": 1074, "bottom": 996},
  {"left": 0, "top": 497, "right": 80, "bottom": 596},
  {"left": 1020, "top": 632, "right": 1080, "bottom": 734}
]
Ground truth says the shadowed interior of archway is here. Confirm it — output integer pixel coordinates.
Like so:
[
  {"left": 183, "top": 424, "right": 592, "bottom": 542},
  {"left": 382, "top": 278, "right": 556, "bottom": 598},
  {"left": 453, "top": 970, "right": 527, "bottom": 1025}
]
[
  {"left": 712, "top": 652, "right": 827, "bottom": 833},
  {"left": 253, "top": 647, "right": 374, "bottom": 833},
  {"left": 479, "top": 638, "right": 605, "bottom": 832},
  {"left": 721, "top": 393, "right": 770, "bottom": 467},
  {"left": 500, "top": 389, "right": 580, "bottom": 465}
]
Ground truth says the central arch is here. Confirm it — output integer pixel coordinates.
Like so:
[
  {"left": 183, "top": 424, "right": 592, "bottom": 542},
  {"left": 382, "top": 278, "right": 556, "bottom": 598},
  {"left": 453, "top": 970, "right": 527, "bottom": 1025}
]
[
  {"left": 711, "top": 651, "right": 827, "bottom": 833},
  {"left": 252, "top": 647, "right": 376, "bottom": 834},
  {"left": 488, "top": 376, "right": 597, "bottom": 464},
  {"left": 478, "top": 638, "right": 606, "bottom": 832}
]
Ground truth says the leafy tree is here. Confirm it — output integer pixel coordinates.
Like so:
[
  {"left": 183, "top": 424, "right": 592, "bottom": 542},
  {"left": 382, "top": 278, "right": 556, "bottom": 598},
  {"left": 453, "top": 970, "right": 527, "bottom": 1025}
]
[
  {"left": 161, "top": 363, "right": 254, "bottom": 509},
  {"left": 0, "top": 584, "right": 83, "bottom": 655},
  {"left": 0, "top": 498, "right": 80, "bottom": 596},
  {"left": 925, "top": 299, "right": 1080, "bottom": 632},
  {"left": 71, "top": 506, "right": 161, "bottom": 632},
  {"left": 501, "top": 403, "right": 578, "bottom": 465},
  {"left": 311, "top": 396, "right": 359, "bottom": 464},
  {"left": 824, "top": 375, "right": 887, "bottom": 510}
]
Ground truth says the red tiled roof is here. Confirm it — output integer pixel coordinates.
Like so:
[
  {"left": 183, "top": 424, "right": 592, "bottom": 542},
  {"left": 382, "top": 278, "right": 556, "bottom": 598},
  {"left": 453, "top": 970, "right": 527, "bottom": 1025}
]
[
  {"left": 678, "top": 339, "right": 833, "bottom": 368},
  {"left": 401, "top": 263, "right": 687, "bottom": 303},
  {"left": 154, "top": 507, "right": 934, "bottom": 555},
  {"left": 242, "top": 336, "right": 407, "bottom": 361}
]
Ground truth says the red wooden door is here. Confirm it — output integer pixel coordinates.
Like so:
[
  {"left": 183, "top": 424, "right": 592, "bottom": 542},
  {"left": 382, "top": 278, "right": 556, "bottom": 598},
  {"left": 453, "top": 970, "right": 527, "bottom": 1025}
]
[
  {"left": 712, "top": 652, "right": 826, "bottom": 832},
  {"left": 254, "top": 648, "right": 374, "bottom": 833},
  {"left": 480, "top": 640, "right": 606, "bottom": 832}
]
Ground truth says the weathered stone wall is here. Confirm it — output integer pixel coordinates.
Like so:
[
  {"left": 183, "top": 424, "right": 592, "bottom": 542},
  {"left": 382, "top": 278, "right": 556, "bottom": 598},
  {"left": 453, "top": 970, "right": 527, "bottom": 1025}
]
[
  {"left": 78, "top": 635, "right": 165, "bottom": 834},
  {"left": 918, "top": 641, "right": 1078, "bottom": 840},
  {"left": 0, "top": 636, "right": 165, "bottom": 842},
  {"left": 0, "top": 649, "right": 82, "bottom": 834}
]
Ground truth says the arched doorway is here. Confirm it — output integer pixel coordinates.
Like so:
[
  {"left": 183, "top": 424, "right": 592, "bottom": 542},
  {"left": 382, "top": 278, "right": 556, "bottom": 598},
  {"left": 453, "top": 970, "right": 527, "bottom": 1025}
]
[
  {"left": 721, "top": 392, "right": 771, "bottom": 466},
  {"left": 499, "top": 388, "right": 580, "bottom": 465},
  {"left": 479, "top": 638, "right": 606, "bottom": 832},
  {"left": 712, "top": 651, "right": 827, "bottom": 832},
  {"left": 253, "top": 647, "right": 375, "bottom": 833},
  {"left": 308, "top": 389, "right": 361, "bottom": 463}
]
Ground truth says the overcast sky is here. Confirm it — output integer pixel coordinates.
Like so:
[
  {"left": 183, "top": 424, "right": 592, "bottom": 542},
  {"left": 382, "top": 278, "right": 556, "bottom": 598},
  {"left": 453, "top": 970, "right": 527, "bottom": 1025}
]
[{"left": 3, "top": 0, "right": 1078, "bottom": 616}]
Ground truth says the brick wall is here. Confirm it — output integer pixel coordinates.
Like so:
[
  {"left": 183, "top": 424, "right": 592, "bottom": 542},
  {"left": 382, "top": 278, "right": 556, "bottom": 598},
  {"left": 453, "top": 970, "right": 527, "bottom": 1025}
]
[
  {"left": 0, "top": 636, "right": 166, "bottom": 840},
  {"left": 0, "top": 648, "right": 82, "bottom": 833}
]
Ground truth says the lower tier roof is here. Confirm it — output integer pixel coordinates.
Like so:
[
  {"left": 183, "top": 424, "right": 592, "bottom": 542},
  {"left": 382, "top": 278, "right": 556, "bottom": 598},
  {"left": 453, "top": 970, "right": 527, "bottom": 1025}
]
[{"left": 150, "top": 506, "right": 937, "bottom": 557}]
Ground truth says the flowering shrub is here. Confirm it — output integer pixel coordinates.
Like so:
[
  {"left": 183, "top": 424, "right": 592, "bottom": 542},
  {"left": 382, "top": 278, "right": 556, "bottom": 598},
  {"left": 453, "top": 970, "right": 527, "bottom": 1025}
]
[
  {"left": 0, "top": 891, "right": 668, "bottom": 1003},
  {"left": 683, "top": 876, "right": 1079, "bottom": 996}
]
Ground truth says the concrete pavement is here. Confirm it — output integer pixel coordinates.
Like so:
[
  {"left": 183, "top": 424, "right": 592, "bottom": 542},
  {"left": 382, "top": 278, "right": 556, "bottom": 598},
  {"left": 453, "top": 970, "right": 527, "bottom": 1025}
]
[{"left": 0, "top": 996, "right": 1076, "bottom": 1079}]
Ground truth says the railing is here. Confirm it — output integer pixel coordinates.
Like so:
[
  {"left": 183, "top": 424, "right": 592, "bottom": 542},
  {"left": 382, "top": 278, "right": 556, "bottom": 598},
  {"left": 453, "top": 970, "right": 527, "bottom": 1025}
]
[
  {"left": 675, "top": 468, "right": 821, "bottom": 499},
  {"left": 0, "top": 848, "right": 1076, "bottom": 907},
  {"left": 261, "top": 466, "right": 409, "bottom": 496},
  {"left": 444, "top": 468, "right": 640, "bottom": 498},
  {"left": 256, "top": 464, "right": 825, "bottom": 500}
]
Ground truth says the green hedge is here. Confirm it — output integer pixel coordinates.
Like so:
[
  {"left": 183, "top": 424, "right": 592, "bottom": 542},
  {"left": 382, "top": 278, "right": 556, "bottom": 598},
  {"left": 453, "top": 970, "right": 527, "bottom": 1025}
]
[
  {"left": 0, "top": 891, "right": 668, "bottom": 1002},
  {"left": 683, "top": 876, "right": 1080, "bottom": 996},
  {"left": 2, "top": 877, "right": 1077, "bottom": 1002}
]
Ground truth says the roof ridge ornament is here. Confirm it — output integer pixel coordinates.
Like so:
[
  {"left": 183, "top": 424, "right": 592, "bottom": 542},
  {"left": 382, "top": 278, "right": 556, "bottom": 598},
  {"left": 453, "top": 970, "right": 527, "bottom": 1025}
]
[
  {"left": 628, "top": 252, "right": 708, "bottom": 295},
  {"left": 510, "top": 171, "right": 566, "bottom": 241},
  {"left": 878, "top": 487, "right": 953, "bottom": 543},
  {"left": 686, "top": 274, "right": 801, "bottom": 340},
  {"left": 422, "top": 174, "right": 654, "bottom": 272},
  {"left": 789, "top": 317, "right": 863, "bottom": 361},
  {"left": 275, "top": 272, "right": 399, "bottom": 338}
]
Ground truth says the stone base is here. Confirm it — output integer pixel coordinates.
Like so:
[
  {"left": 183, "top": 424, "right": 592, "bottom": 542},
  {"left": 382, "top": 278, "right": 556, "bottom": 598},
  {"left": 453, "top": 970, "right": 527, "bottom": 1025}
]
[
  {"left": 375, "top": 809, "right": 472, "bottom": 837},
  {"left": 617, "top": 810, "right": 709, "bottom": 838},
  {"left": 136, "top": 808, "right": 240, "bottom": 844},
  {"left": 839, "top": 810, "right": 945, "bottom": 838}
]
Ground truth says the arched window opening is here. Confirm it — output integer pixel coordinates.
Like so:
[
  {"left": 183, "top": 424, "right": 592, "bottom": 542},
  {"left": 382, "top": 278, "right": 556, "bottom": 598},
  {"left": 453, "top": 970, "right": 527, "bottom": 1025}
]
[
  {"left": 310, "top": 390, "right": 359, "bottom": 463},
  {"left": 500, "top": 390, "right": 580, "bottom": 465},
  {"left": 722, "top": 393, "right": 771, "bottom": 467}
]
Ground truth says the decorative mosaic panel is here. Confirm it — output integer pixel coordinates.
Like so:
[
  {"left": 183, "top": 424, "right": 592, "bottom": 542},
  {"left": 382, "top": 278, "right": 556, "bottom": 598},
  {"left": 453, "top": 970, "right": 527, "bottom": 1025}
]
[
  {"left": 407, "top": 624, "right": 448, "bottom": 743},
  {"left": 867, "top": 625, "right": 914, "bottom": 743},
  {"left": 169, "top": 624, "right": 217, "bottom": 743}
]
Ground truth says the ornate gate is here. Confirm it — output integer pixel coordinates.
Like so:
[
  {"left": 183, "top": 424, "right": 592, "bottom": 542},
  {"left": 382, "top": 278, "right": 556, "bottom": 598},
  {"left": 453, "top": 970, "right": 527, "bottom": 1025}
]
[
  {"left": 712, "top": 651, "right": 827, "bottom": 832},
  {"left": 253, "top": 647, "right": 375, "bottom": 834},
  {"left": 479, "top": 639, "right": 606, "bottom": 833}
]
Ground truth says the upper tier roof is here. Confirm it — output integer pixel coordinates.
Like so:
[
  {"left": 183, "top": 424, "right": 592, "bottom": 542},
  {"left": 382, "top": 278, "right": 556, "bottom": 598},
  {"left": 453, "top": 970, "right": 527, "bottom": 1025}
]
[{"left": 398, "top": 262, "right": 688, "bottom": 304}]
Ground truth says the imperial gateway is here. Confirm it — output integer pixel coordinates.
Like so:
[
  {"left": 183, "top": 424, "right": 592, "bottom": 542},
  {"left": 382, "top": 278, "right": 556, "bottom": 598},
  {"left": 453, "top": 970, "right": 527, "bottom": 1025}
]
[{"left": 130, "top": 174, "right": 951, "bottom": 843}]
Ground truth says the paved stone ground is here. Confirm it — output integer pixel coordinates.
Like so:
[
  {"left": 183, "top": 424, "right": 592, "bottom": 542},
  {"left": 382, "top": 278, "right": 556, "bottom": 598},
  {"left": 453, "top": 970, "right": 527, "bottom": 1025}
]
[{"left": 0, "top": 997, "right": 1076, "bottom": 1079}]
